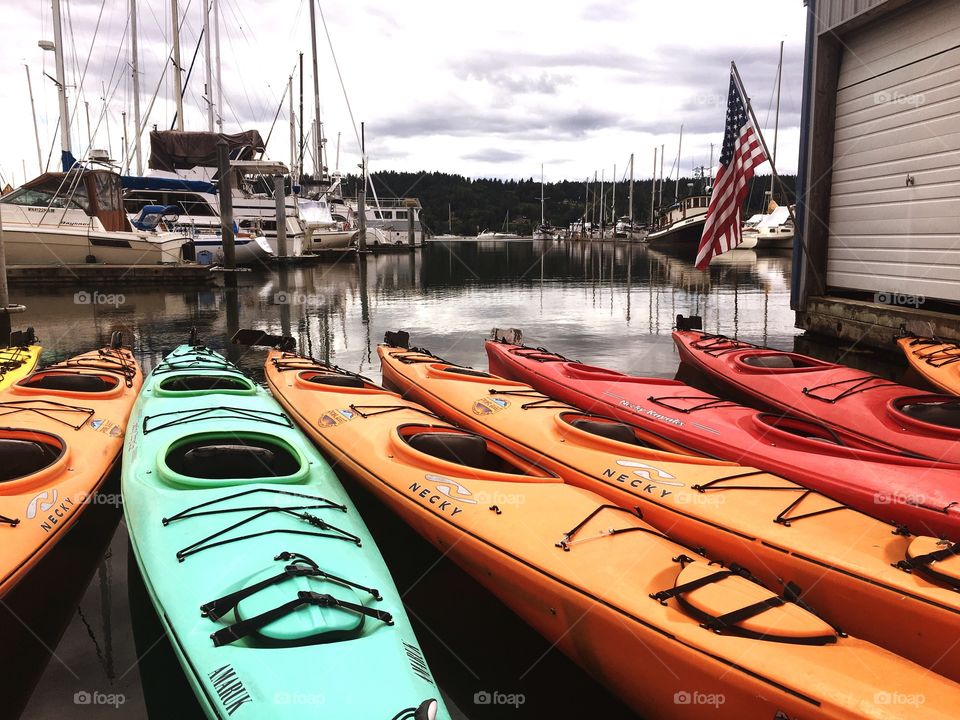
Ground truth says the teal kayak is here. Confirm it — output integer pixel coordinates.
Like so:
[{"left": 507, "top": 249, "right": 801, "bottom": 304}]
[{"left": 122, "top": 342, "right": 447, "bottom": 720}]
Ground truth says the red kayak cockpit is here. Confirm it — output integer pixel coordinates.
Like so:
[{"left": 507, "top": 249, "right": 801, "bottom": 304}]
[
  {"left": 892, "top": 397, "right": 960, "bottom": 435},
  {"left": 735, "top": 351, "right": 832, "bottom": 373}
]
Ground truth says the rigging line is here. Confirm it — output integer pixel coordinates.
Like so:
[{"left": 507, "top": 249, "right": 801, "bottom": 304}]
[
  {"left": 64, "top": 0, "right": 109, "bottom": 147},
  {"left": 79, "top": 14, "right": 130, "bottom": 163},
  {"left": 318, "top": 2, "right": 362, "bottom": 151}
]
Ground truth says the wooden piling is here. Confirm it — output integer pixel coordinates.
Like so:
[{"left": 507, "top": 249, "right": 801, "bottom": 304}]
[{"left": 216, "top": 139, "right": 236, "bottom": 269}]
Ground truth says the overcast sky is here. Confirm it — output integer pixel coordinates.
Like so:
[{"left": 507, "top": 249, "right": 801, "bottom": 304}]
[{"left": 1, "top": 0, "right": 807, "bottom": 188}]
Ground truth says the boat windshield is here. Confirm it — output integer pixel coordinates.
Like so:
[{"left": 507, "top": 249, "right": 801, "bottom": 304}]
[{"left": 0, "top": 175, "right": 90, "bottom": 212}]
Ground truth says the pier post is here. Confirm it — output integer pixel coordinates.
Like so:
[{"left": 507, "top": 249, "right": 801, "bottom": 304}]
[
  {"left": 357, "top": 122, "right": 367, "bottom": 252},
  {"left": 216, "top": 139, "right": 236, "bottom": 269},
  {"left": 407, "top": 206, "right": 415, "bottom": 248},
  {"left": 273, "top": 175, "right": 288, "bottom": 259}
]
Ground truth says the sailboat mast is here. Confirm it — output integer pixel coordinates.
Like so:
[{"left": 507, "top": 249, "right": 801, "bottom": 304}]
[
  {"left": 129, "top": 0, "right": 143, "bottom": 173},
  {"left": 202, "top": 0, "right": 214, "bottom": 131},
  {"left": 214, "top": 0, "right": 222, "bottom": 129},
  {"left": 51, "top": 0, "right": 72, "bottom": 165},
  {"left": 611, "top": 163, "right": 616, "bottom": 227},
  {"left": 770, "top": 39, "right": 783, "bottom": 200},
  {"left": 628, "top": 153, "right": 634, "bottom": 227},
  {"left": 674, "top": 123, "right": 683, "bottom": 199},
  {"left": 288, "top": 74, "right": 296, "bottom": 183},
  {"left": 25, "top": 65, "right": 43, "bottom": 175},
  {"left": 650, "top": 147, "right": 657, "bottom": 228},
  {"left": 540, "top": 163, "right": 545, "bottom": 225},
  {"left": 309, "top": 0, "right": 324, "bottom": 181},
  {"left": 448, "top": 203, "right": 452, "bottom": 233},
  {"left": 658, "top": 143, "right": 664, "bottom": 206},
  {"left": 171, "top": 0, "right": 184, "bottom": 130},
  {"left": 599, "top": 169, "right": 605, "bottom": 235},
  {"left": 298, "top": 53, "right": 304, "bottom": 174}
]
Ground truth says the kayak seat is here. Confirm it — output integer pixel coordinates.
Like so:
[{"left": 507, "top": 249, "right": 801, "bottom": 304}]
[
  {"left": 442, "top": 367, "right": 494, "bottom": 379},
  {"left": 407, "top": 432, "right": 497, "bottom": 471},
  {"left": 0, "top": 438, "right": 62, "bottom": 482},
  {"left": 306, "top": 374, "right": 366, "bottom": 388},
  {"left": 23, "top": 373, "right": 117, "bottom": 392},
  {"left": 159, "top": 375, "right": 252, "bottom": 392},
  {"left": 899, "top": 401, "right": 960, "bottom": 430},
  {"left": 168, "top": 439, "right": 301, "bottom": 480},
  {"left": 741, "top": 354, "right": 804, "bottom": 369},
  {"left": 570, "top": 418, "right": 644, "bottom": 446}
]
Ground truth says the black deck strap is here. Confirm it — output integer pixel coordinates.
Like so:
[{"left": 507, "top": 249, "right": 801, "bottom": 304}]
[
  {"left": 0, "top": 399, "right": 95, "bottom": 431},
  {"left": 349, "top": 404, "right": 443, "bottom": 421},
  {"left": 487, "top": 388, "right": 575, "bottom": 411},
  {"left": 163, "top": 487, "right": 346, "bottom": 525},
  {"left": 650, "top": 569, "right": 733, "bottom": 605},
  {"left": 210, "top": 590, "right": 392, "bottom": 647},
  {"left": 896, "top": 542, "right": 960, "bottom": 590},
  {"left": 390, "top": 347, "right": 458, "bottom": 367},
  {"left": 202, "top": 560, "right": 382, "bottom": 620},
  {"left": 142, "top": 405, "right": 293, "bottom": 434},
  {"left": 391, "top": 700, "right": 440, "bottom": 720},
  {"left": 0, "top": 514, "right": 20, "bottom": 527},
  {"left": 691, "top": 470, "right": 775, "bottom": 492},
  {"left": 774, "top": 490, "right": 848, "bottom": 526},
  {"left": 647, "top": 394, "right": 739, "bottom": 413},
  {"left": 556, "top": 504, "right": 651, "bottom": 550},
  {"left": 782, "top": 581, "right": 847, "bottom": 637},
  {"left": 801, "top": 374, "right": 900, "bottom": 403},
  {"left": 703, "top": 596, "right": 786, "bottom": 631}
]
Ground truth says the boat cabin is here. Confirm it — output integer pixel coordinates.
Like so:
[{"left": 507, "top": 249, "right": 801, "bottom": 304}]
[
  {"left": 1, "top": 169, "right": 132, "bottom": 231},
  {"left": 656, "top": 195, "right": 709, "bottom": 230}
]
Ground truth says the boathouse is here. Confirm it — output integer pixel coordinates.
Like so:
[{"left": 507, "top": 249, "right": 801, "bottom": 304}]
[{"left": 793, "top": 0, "right": 960, "bottom": 346}]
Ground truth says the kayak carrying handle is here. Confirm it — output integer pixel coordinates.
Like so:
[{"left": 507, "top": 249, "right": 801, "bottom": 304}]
[{"left": 556, "top": 504, "right": 657, "bottom": 551}]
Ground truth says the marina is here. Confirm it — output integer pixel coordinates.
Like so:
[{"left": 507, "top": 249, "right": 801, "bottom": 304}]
[{"left": 1, "top": 0, "right": 959, "bottom": 718}]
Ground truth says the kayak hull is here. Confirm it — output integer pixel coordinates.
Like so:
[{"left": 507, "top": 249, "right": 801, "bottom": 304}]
[
  {"left": 0, "top": 346, "right": 140, "bottom": 597},
  {"left": 122, "top": 345, "right": 447, "bottom": 720},
  {"left": 487, "top": 339, "right": 960, "bottom": 541},
  {"left": 268, "top": 348, "right": 960, "bottom": 718},
  {"left": 898, "top": 335, "right": 960, "bottom": 395}
]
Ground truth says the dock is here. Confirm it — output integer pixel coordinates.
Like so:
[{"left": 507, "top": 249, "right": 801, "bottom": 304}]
[{"left": 7, "top": 264, "right": 214, "bottom": 286}]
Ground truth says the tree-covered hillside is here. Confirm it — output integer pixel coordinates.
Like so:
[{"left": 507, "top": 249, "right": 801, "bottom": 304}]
[{"left": 335, "top": 171, "right": 797, "bottom": 236}]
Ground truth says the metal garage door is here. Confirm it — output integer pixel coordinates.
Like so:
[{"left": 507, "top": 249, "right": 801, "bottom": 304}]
[{"left": 826, "top": 0, "right": 960, "bottom": 302}]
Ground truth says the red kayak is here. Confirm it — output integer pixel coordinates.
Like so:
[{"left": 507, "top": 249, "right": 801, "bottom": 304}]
[
  {"left": 486, "top": 338, "right": 960, "bottom": 540},
  {"left": 671, "top": 320, "right": 960, "bottom": 465}
]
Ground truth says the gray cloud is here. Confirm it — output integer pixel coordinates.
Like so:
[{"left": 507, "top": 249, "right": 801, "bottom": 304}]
[
  {"left": 461, "top": 149, "right": 526, "bottom": 163},
  {"left": 580, "top": 1, "right": 635, "bottom": 22}
]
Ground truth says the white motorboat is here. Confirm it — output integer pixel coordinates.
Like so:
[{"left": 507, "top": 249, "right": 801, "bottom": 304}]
[
  {"left": 299, "top": 197, "right": 356, "bottom": 251},
  {"left": 743, "top": 205, "right": 794, "bottom": 249},
  {"left": 0, "top": 168, "right": 190, "bottom": 265}
]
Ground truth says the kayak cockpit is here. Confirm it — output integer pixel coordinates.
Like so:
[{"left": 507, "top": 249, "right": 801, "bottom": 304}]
[
  {"left": 157, "top": 374, "right": 256, "bottom": 395},
  {"left": 736, "top": 352, "right": 830, "bottom": 372},
  {"left": 395, "top": 424, "right": 555, "bottom": 479},
  {"left": 894, "top": 397, "right": 960, "bottom": 432},
  {"left": 561, "top": 414, "right": 653, "bottom": 448},
  {"left": 18, "top": 371, "right": 119, "bottom": 393},
  {"left": 0, "top": 430, "right": 65, "bottom": 485},
  {"left": 160, "top": 433, "right": 308, "bottom": 487}
]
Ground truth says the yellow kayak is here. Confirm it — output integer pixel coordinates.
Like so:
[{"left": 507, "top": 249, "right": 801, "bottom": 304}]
[{"left": 0, "top": 340, "right": 41, "bottom": 391}]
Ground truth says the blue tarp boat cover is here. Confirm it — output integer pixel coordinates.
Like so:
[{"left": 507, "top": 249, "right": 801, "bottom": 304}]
[{"left": 120, "top": 175, "right": 217, "bottom": 194}]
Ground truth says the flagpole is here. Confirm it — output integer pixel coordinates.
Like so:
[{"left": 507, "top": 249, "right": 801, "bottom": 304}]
[{"left": 729, "top": 61, "right": 801, "bottom": 240}]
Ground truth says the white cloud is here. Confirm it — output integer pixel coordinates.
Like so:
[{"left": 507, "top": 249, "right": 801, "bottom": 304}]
[{"left": 0, "top": 0, "right": 807, "bottom": 188}]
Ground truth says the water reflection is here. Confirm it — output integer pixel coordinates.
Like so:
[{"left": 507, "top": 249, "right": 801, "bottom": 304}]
[{"left": 17, "top": 239, "right": 898, "bottom": 719}]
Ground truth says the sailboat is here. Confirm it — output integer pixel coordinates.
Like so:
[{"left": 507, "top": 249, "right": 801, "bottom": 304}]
[
  {"left": 533, "top": 164, "right": 557, "bottom": 240},
  {"left": 478, "top": 210, "right": 522, "bottom": 239}
]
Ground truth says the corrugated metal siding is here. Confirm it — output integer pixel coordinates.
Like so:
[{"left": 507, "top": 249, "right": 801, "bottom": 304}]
[
  {"left": 815, "top": 0, "right": 891, "bottom": 34},
  {"left": 825, "top": 0, "right": 960, "bottom": 301}
]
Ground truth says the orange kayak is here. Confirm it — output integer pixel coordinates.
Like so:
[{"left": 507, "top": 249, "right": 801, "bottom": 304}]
[
  {"left": 899, "top": 335, "right": 960, "bottom": 395},
  {"left": 379, "top": 341, "right": 960, "bottom": 683},
  {"left": 264, "top": 345, "right": 960, "bottom": 718},
  {"left": 0, "top": 339, "right": 141, "bottom": 597}
]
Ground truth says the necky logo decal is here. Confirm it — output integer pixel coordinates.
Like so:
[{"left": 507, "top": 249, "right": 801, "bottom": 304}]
[
  {"left": 599, "top": 459, "right": 684, "bottom": 499},
  {"left": 407, "top": 474, "right": 473, "bottom": 517},
  {"left": 26, "top": 489, "right": 58, "bottom": 520}
]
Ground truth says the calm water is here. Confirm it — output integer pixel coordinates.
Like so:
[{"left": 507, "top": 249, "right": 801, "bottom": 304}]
[{"left": 7, "top": 239, "right": 911, "bottom": 719}]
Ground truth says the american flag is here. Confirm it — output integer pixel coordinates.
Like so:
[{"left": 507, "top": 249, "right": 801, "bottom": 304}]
[{"left": 695, "top": 71, "right": 768, "bottom": 270}]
